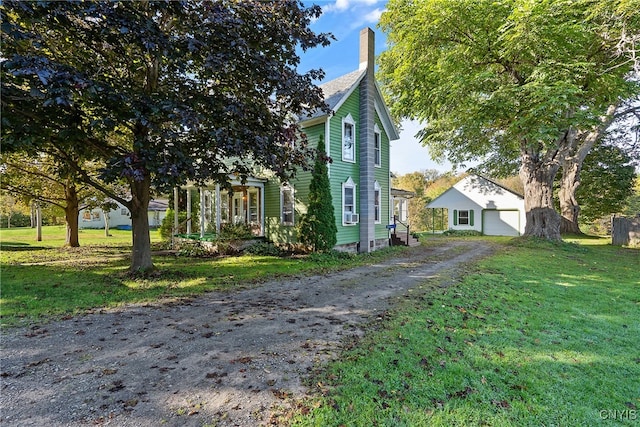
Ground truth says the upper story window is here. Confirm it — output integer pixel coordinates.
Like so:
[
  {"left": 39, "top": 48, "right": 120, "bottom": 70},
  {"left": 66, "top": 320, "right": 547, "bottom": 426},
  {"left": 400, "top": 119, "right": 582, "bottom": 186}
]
[
  {"left": 374, "top": 124, "right": 381, "bottom": 167},
  {"left": 342, "top": 114, "right": 356, "bottom": 162},
  {"left": 281, "top": 185, "right": 295, "bottom": 226}
]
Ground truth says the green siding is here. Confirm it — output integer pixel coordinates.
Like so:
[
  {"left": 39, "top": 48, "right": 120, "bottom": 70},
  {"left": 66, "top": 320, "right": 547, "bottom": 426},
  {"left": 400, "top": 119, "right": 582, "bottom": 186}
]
[
  {"left": 263, "top": 123, "right": 323, "bottom": 244},
  {"left": 329, "top": 87, "right": 361, "bottom": 246},
  {"left": 374, "top": 112, "right": 391, "bottom": 240},
  {"left": 263, "top": 85, "right": 395, "bottom": 250}
]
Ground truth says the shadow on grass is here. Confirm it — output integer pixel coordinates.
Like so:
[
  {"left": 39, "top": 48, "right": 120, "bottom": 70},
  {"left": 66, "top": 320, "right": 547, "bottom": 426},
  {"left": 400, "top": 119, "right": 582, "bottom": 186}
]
[
  {"left": 0, "top": 242, "right": 49, "bottom": 251},
  {"left": 1, "top": 250, "right": 350, "bottom": 327},
  {"left": 290, "top": 238, "right": 639, "bottom": 426}
]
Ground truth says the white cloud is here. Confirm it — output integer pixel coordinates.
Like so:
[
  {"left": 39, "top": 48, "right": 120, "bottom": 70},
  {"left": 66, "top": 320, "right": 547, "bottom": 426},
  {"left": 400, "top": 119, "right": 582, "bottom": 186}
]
[
  {"left": 363, "top": 7, "right": 384, "bottom": 24},
  {"left": 323, "top": 0, "right": 380, "bottom": 13}
]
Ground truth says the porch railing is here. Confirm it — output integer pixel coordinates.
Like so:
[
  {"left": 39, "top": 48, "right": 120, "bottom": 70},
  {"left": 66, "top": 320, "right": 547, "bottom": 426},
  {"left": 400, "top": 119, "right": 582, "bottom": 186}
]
[{"left": 393, "top": 215, "right": 410, "bottom": 246}]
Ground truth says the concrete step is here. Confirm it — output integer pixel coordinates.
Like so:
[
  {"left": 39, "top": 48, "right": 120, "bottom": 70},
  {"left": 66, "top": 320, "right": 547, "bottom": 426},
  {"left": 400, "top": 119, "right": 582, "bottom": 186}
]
[{"left": 391, "top": 232, "right": 421, "bottom": 247}]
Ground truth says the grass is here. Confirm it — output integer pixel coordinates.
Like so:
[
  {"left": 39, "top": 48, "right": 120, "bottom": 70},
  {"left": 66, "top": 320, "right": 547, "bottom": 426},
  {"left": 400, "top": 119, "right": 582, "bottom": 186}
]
[
  {"left": 288, "top": 237, "right": 640, "bottom": 426},
  {"left": 3, "top": 227, "right": 639, "bottom": 425},
  {"left": 0, "top": 226, "right": 413, "bottom": 327}
]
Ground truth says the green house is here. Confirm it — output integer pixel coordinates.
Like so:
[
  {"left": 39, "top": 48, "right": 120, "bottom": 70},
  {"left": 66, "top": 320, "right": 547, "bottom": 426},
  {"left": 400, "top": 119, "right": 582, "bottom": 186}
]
[{"left": 177, "top": 28, "right": 399, "bottom": 253}]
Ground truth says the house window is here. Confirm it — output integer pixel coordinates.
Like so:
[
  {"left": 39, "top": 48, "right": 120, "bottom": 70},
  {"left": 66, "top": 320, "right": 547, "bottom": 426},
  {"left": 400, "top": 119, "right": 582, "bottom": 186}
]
[
  {"left": 342, "top": 177, "right": 358, "bottom": 225},
  {"left": 342, "top": 114, "right": 356, "bottom": 162},
  {"left": 281, "top": 185, "right": 294, "bottom": 226},
  {"left": 82, "top": 211, "right": 91, "bottom": 221},
  {"left": 374, "top": 125, "right": 381, "bottom": 167},
  {"left": 121, "top": 208, "right": 128, "bottom": 216},
  {"left": 374, "top": 181, "right": 381, "bottom": 224},
  {"left": 248, "top": 190, "right": 259, "bottom": 224},
  {"left": 92, "top": 211, "right": 100, "bottom": 220},
  {"left": 454, "top": 209, "right": 474, "bottom": 226},
  {"left": 458, "top": 210, "right": 469, "bottom": 225}
]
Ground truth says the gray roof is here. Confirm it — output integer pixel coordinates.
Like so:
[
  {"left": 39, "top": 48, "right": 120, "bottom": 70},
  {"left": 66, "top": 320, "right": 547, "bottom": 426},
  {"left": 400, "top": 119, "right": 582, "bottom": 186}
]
[
  {"left": 320, "top": 70, "right": 366, "bottom": 112},
  {"left": 300, "top": 68, "right": 399, "bottom": 141},
  {"left": 305, "top": 69, "right": 365, "bottom": 120}
]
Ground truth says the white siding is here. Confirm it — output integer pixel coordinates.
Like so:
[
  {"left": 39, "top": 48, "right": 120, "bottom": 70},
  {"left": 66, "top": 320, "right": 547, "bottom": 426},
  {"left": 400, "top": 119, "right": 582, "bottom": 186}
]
[
  {"left": 427, "top": 175, "right": 526, "bottom": 235},
  {"left": 483, "top": 210, "right": 521, "bottom": 236}
]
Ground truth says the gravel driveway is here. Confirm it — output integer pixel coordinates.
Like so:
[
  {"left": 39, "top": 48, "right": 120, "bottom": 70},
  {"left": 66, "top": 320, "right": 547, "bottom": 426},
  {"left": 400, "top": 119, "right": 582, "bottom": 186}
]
[{"left": 1, "top": 240, "right": 494, "bottom": 426}]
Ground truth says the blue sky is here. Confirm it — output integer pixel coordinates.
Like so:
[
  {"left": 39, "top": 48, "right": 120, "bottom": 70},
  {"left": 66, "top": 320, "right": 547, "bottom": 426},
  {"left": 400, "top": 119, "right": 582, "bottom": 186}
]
[{"left": 298, "top": 0, "right": 456, "bottom": 175}]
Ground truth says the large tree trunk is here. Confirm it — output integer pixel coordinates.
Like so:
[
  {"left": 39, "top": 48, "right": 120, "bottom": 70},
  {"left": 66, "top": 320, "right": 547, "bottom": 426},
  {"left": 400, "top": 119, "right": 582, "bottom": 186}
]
[
  {"left": 64, "top": 183, "right": 81, "bottom": 247},
  {"left": 129, "top": 174, "right": 154, "bottom": 273},
  {"left": 558, "top": 104, "right": 617, "bottom": 234},
  {"left": 520, "top": 153, "right": 562, "bottom": 240},
  {"left": 559, "top": 156, "right": 583, "bottom": 234}
]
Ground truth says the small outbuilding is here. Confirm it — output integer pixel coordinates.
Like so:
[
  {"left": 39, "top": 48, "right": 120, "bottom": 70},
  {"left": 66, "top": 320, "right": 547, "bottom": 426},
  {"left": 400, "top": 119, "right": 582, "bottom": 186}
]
[
  {"left": 79, "top": 199, "right": 168, "bottom": 230},
  {"left": 426, "top": 174, "right": 526, "bottom": 236}
]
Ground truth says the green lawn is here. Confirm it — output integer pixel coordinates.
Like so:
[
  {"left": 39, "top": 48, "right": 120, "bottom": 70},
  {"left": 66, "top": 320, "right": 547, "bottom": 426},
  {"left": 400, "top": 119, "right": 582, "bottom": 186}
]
[
  {"left": 2, "top": 228, "right": 638, "bottom": 426},
  {"left": 0, "top": 225, "right": 159, "bottom": 248},
  {"left": 0, "top": 226, "right": 411, "bottom": 327},
  {"left": 288, "top": 237, "right": 640, "bottom": 426}
]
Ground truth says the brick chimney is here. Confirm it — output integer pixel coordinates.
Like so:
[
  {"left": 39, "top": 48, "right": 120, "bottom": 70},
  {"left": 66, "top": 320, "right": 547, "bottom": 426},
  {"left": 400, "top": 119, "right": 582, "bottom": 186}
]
[{"left": 359, "top": 28, "right": 376, "bottom": 252}]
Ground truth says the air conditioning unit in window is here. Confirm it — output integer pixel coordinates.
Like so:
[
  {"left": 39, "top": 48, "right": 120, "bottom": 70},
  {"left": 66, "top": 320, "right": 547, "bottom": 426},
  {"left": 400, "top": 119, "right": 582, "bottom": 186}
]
[{"left": 344, "top": 213, "right": 359, "bottom": 224}]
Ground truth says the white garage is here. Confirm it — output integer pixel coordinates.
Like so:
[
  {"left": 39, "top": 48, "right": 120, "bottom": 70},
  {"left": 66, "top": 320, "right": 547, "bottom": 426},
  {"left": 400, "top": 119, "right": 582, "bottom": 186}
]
[
  {"left": 483, "top": 210, "right": 521, "bottom": 236},
  {"left": 426, "top": 174, "right": 526, "bottom": 236}
]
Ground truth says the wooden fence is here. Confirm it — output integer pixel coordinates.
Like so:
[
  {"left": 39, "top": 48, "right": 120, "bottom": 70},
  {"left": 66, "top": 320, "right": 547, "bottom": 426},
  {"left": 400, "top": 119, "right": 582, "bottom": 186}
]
[{"left": 611, "top": 216, "right": 640, "bottom": 247}]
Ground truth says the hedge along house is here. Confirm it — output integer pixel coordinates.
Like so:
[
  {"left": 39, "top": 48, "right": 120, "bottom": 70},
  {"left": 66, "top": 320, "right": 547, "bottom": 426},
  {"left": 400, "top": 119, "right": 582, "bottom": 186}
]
[
  {"left": 175, "top": 28, "right": 400, "bottom": 252},
  {"left": 426, "top": 174, "right": 526, "bottom": 236}
]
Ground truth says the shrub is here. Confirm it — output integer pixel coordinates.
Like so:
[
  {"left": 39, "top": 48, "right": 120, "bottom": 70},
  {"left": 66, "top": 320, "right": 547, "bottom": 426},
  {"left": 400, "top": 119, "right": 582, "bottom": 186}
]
[
  {"left": 245, "top": 241, "right": 283, "bottom": 257},
  {"left": 176, "top": 241, "right": 211, "bottom": 257},
  {"left": 0, "top": 213, "right": 31, "bottom": 228},
  {"left": 297, "top": 135, "right": 337, "bottom": 251},
  {"left": 441, "top": 229, "right": 482, "bottom": 236},
  {"left": 218, "top": 222, "right": 253, "bottom": 241},
  {"left": 159, "top": 209, "right": 188, "bottom": 240}
]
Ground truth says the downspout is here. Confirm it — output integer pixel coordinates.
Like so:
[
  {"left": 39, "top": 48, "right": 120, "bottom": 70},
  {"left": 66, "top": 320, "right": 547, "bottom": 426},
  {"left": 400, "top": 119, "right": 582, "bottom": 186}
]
[{"left": 325, "top": 116, "right": 331, "bottom": 178}]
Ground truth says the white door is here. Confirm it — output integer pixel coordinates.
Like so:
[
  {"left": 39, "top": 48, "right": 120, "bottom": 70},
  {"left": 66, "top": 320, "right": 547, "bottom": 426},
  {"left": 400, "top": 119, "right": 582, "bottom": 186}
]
[{"left": 483, "top": 210, "right": 520, "bottom": 236}]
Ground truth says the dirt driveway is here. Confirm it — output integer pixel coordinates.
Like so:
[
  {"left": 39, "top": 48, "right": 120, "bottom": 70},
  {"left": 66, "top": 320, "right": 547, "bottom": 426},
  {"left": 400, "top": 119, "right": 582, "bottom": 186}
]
[{"left": 1, "top": 240, "right": 494, "bottom": 426}]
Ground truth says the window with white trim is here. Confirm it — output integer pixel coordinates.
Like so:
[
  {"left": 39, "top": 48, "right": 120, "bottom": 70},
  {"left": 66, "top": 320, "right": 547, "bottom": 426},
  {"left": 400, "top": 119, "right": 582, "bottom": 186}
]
[
  {"left": 458, "top": 210, "right": 469, "bottom": 225},
  {"left": 374, "top": 124, "right": 381, "bottom": 167},
  {"left": 454, "top": 209, "right": 475, "bottom": 226},
  {"left": 342, "top": 177, "right": 358, "bottom": 225},
  {"left": 374, "top": 181, "right": 381, "bottom": 224},
  {"left": 281, "top": 185, "right": 294, "bottom": 226},
  {"left": 342, "top": 114, "right": 356, "bottom": 162}
]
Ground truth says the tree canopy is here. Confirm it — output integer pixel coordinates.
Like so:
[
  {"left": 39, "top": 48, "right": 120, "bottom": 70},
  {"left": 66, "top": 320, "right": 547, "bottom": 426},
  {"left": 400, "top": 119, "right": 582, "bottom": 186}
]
[
  {"left": 379, "top": 0, "right": 640, "bottom": 240},
  {"left": 1, "top": 1, "right": 332, "bottom": 271},
  {"left": 574, "top": 143, "right": 637, "bottom": 222}
]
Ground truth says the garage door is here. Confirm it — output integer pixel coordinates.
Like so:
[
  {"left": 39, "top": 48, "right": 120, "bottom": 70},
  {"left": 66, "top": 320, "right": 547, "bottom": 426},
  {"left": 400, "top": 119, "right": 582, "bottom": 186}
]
[{"left": 483, "top": 210, "right": 520, "bottom": 236}]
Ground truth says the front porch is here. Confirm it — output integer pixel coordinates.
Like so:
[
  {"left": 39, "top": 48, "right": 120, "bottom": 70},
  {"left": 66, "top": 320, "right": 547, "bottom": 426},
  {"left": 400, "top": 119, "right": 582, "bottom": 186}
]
[{"left": 172, "top": 177, "right": 267, "bottom": 239}]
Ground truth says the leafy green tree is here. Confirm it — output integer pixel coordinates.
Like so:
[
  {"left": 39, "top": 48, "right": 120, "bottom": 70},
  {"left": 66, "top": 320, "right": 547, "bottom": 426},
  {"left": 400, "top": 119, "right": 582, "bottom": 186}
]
[
  {"left": 392, "top": 170, "right": 443, "bottom": 231},
  {"left": 297, "top": 135, "right": 337, "bottom": 251},
  {"left": 0, "top": 153, "right": 110, "bottom": 246},
  {"left": 574, "top": 144, "right": 637, "bottom": 223},
  {"left": 379, "top": 0, "right": 640, "bottom": 241},
  {"left": 0, "top": 191, "right": 30, "bottom": 228},
  {"left": 1, "top": 1, "right": 331, "bottom": 272},
  {"left": 623, "top": 176, "right": 640, "bottom": 217}
]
